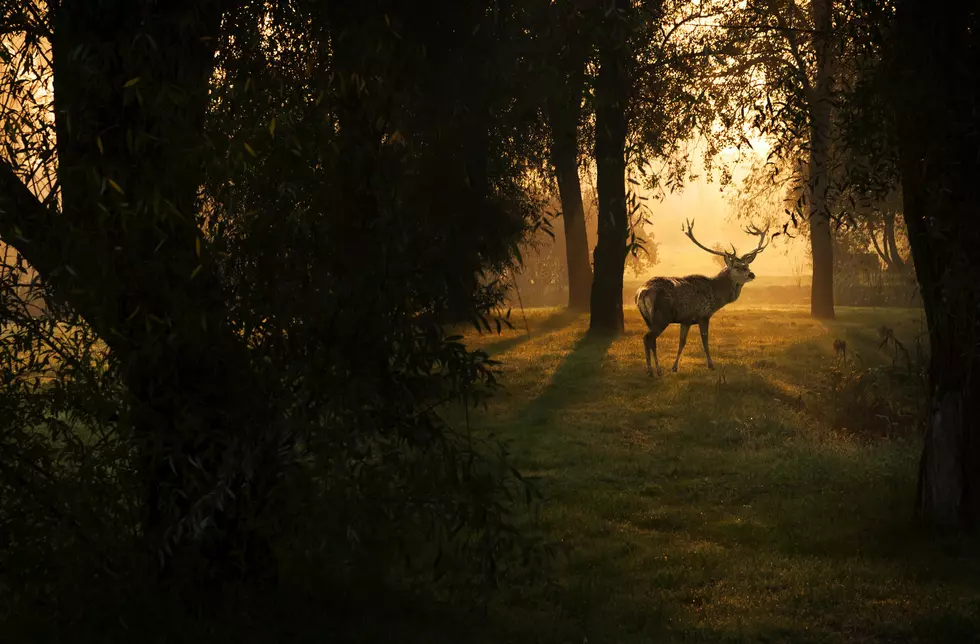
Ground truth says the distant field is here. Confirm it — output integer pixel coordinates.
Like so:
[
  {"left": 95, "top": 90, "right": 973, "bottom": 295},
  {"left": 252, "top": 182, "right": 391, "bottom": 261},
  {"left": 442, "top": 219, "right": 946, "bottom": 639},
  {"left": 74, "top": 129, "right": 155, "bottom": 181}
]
[{"left": 446, "top": 305, "right": 980, "bottom": 643}]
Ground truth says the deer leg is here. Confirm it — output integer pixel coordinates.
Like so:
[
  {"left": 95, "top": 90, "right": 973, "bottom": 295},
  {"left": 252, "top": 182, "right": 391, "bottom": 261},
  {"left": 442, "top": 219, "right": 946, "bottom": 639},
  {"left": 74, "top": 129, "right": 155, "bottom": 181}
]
[
  {"left": 672, "top": 323, "right": 691, "bottom": 372},
  {"left": 644, "top": 322, "right": 668, "bottom": 377},
  {"left": 698, "top": 319, "right": 715, "bottom": 370}
]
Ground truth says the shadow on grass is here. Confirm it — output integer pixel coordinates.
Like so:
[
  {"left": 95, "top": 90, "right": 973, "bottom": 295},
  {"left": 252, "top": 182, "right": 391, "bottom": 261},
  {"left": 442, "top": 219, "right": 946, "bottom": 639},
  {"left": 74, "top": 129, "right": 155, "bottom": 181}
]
[
  {"left": 659, "top": 362, "right": 958, "bottom": 569},
  {"left": 479, "top": 308, "right": 582, "bottom": 357},
  {"left": 665, "top": 360, "right": 810, "bottom": 420},
  {"left": 682, "top": 613, "right": 980, "bottom": 644},
  {"left": 516, "top": 330, "right": 616, "bottom": 427}
]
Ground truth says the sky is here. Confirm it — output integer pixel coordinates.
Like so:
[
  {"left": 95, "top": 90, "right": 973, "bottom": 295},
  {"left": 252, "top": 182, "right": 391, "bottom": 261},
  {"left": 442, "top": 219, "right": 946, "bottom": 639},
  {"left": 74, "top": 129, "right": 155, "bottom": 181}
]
[{"left": 634, "top": 141, "right": 811, "bottom": 280}]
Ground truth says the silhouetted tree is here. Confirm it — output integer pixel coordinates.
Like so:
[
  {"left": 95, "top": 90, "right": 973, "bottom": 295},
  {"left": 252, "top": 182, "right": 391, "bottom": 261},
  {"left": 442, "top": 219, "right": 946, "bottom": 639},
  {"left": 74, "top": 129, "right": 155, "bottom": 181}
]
[
  {"left": 541, "top": 0, "right": 595, "bottom": 311},
  {"left": 842, "top": 0, "right": 980, "bottom": 527},
  {"left": 887, "top": 0, "right": 980, "bottom": 528},
  {"left": 589, "top": 0, "right": 634, "bottom": 334},
  {"left": 0, "top": 0, "right": 546, "bottom": 634}
]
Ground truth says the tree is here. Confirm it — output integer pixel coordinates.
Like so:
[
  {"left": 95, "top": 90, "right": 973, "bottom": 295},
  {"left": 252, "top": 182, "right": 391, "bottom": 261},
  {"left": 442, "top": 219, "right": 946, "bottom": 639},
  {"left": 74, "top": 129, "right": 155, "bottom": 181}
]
[
  {"left": 542, "top": 0, "right": 595, "bottom": 311},
  {"left": 806, "top": 0, "right": 836, "bottom": 319},
  {"left": 886, "top": 0, "right": 980, "bottom": 528},
  {"left": 842, "top": 0, "right": 980, "bottom": 527},
  {"left": 589, "top": 0, "right": 634, "bottom": 334},
  {"left": 710, "top": 243, "right": 730, "bottom": 269},
  {"left": 514, "top": 184, "right": 659, "bottom": 307},
  {"left": 709, "top": 0, "right": 841, "bottom": 319},
  {"left": 1, "top": 0, "right": 547, "bottom": 628},
  {"left": 0, "top": 1, "right": 267, "bottom": 585},
  {"left": 588, "top": 0, "right": 726, "bottom": 334},
  {"left": 865, "top": 206, "right": 907, "bottom": 274}
]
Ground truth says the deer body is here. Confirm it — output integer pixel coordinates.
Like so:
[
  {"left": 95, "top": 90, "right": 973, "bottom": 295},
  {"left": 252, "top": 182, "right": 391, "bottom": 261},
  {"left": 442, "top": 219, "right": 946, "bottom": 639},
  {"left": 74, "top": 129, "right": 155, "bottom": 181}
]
[
  {"left": 637, "top": 219, "right": 773, "bottom": 376},
  {"left": 638, "top": 272, "right": 743, "bottom": 324}
]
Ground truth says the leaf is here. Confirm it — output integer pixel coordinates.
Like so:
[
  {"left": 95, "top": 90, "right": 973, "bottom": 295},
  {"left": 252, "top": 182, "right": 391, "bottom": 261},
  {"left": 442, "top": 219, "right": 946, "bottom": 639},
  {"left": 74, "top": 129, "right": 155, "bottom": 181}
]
[
  {"left": 244, "top": 142, "right": 257, "bottom": 157},
  {"left": 190, "top": 265, "right": 202, "bottom": 280},
  {"left": 123, "top": 77, "right": 140, "bottom": 88},
  {"left": 195, "top": 237, "right": 201, "bottom": 258},
  {"left": 269, "top": 117, "right": 276, "bottom": 137},
  {"left": 107, "top": 179, "right": 124, "bottom": 194},
  {"left": 96, "top": 136, "right": 103, "bottom": 154}
]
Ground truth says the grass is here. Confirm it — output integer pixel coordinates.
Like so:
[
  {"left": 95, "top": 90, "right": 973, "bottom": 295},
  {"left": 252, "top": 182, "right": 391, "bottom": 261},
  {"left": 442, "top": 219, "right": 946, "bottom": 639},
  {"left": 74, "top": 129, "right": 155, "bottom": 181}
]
[{"left": 444, "top": 304, "right": 980, "bottom": 643}]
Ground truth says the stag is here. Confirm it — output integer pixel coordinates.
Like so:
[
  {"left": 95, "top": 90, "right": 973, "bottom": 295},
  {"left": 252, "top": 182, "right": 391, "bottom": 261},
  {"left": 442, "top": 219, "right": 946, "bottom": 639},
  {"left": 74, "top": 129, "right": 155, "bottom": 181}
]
[{"left": 635, "top": 219, "right": 772, "bottom": 376}]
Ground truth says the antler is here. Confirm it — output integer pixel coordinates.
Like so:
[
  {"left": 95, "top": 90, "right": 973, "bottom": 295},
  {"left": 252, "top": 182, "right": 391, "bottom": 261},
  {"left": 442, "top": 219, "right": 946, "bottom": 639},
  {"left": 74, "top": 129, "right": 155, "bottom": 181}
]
[
  {"left": 682, "top": 218, "right": 732, "bottom": 258},
  {"left": 739, "top": 222, "right": 771, "bottom": 264}
]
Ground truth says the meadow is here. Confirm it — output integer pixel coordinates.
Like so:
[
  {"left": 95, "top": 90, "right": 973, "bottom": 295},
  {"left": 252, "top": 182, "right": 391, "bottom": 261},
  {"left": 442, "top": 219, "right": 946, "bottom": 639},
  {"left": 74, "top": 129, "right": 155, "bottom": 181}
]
[{"left": 445, "top": 305, "right": 980, "bottom": 643}]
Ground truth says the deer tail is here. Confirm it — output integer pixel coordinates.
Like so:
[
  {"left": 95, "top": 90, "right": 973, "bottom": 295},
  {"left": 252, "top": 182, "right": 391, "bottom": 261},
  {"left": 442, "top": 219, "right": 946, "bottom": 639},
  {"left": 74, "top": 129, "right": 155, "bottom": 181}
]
[{"left": 635, "top": 286, "right": 657, "bottom": 329}]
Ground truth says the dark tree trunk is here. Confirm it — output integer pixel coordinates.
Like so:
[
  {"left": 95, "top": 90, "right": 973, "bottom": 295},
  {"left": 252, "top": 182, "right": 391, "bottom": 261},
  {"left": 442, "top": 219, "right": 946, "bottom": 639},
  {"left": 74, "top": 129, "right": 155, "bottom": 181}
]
[
  {"left": 546, "top": 23, "right": 592, "bottom": 313},
  {"left": 2, "top": 0, "right": 278, "bottom": 588},
  {"left": 882, "top": 211, "right": 905, "bottom": 271},
  {"left": 807, "top": 0, "right": 835, "bottom": 320},
  {"left": 589, "top": 0, "right": 631, "bottom": 335},
  {"left": 892, "top": 0, "right": 980, "bottom": 528},
  {"left": 548, "top": 64, "right": 593, "bottom": 312}
]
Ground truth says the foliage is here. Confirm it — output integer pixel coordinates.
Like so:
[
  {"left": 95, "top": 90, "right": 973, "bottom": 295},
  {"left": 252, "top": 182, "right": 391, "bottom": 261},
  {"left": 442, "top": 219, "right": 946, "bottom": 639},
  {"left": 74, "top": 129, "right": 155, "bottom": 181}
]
[
  {"left": 626, "top": 0, "right": 736, "bottom": 193},
  {"left": 0, "top": 0, "right": 553, "bottom": 636}
]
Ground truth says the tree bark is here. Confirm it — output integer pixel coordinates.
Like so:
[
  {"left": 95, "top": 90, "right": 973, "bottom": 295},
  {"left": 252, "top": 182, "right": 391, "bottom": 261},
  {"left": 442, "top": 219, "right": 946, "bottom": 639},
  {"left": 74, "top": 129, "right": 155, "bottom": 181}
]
[
  {"left": 1, "top": 0, "right": 278, "bottom": 586},
  {"left": 548, "top": 58, "right": 593, "bottom": 312},
  {"left": 589, "top": 0, "right": 631, "bottom": 335},
  {"left": 892, "top": 0, "right": 980, "bottom": 528},
  {"left": 807, "top": 0, "right": 835, "bottom": 319}
]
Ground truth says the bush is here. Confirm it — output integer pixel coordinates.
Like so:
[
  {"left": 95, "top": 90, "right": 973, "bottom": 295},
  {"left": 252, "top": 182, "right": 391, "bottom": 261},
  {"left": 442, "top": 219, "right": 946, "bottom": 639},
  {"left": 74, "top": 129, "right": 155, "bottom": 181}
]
[{"left": 819, "top": 328, "right": 927, "bottom": 438}]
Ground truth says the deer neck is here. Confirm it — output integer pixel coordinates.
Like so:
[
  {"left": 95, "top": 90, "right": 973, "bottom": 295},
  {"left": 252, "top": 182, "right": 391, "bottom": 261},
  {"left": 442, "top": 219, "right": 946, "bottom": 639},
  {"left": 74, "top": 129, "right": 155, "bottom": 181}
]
[{"left": 713, "top": 269, "right": 743, "bottom": 305}]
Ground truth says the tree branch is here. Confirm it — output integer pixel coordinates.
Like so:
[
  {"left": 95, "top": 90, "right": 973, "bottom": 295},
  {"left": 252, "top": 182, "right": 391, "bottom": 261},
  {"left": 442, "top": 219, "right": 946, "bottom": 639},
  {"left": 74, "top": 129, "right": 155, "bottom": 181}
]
[
  {"left": 867, "top": 217, "right": 891, "bottom": 267},
  {"left": 772, "top": 0, "right": 814, "bottom": 101},
  {"left": 0, "top": 161, "right": 62, "bottom": 283}
]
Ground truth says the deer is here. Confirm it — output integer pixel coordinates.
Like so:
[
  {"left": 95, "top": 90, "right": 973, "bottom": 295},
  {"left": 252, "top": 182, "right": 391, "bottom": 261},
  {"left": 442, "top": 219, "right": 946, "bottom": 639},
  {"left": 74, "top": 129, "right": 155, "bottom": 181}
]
[{"left": 635, "top": 219, "right": 772, "bottom": 376}]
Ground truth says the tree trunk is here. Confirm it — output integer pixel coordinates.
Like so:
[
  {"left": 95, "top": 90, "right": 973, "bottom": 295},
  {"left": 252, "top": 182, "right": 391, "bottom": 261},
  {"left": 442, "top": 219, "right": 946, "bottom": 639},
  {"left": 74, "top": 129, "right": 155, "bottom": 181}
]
[
  {"left": 882, "top": 211, "right": 905, "bottom": 271},
  {"left": 589, "top": 0, "right": 631, "bottom": 335},
  {"left": 2, "top": 0, "right": 279, "bottom": 587},
  {"left": 807, "top": 0, "right": 835, "bottom": 320},
  {"left": 548, "top": 63, "right": 593, "bottom": 312},
  {"left": 893, "top": 0, "right": 980, "bottom": 528}
]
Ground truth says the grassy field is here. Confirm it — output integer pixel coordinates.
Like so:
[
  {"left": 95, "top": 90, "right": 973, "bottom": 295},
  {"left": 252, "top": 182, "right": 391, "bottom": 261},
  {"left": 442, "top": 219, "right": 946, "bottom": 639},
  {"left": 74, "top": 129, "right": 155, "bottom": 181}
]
[{"left": 448, "top": 304, "right": 980, "bottom": 643}]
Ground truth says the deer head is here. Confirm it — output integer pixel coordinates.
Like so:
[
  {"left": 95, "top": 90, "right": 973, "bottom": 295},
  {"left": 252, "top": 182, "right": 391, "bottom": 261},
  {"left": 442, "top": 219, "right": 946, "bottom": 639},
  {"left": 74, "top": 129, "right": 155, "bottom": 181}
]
[{"left": 682, "top": 219, "right": 771, "bottom": 285}]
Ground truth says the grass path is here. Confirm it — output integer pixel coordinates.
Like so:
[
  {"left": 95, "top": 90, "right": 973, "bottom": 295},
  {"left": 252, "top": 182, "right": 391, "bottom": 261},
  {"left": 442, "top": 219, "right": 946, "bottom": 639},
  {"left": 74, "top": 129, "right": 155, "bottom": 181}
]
[{"left": 451, "top": 305, "right": 980, "bottom": 643}]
